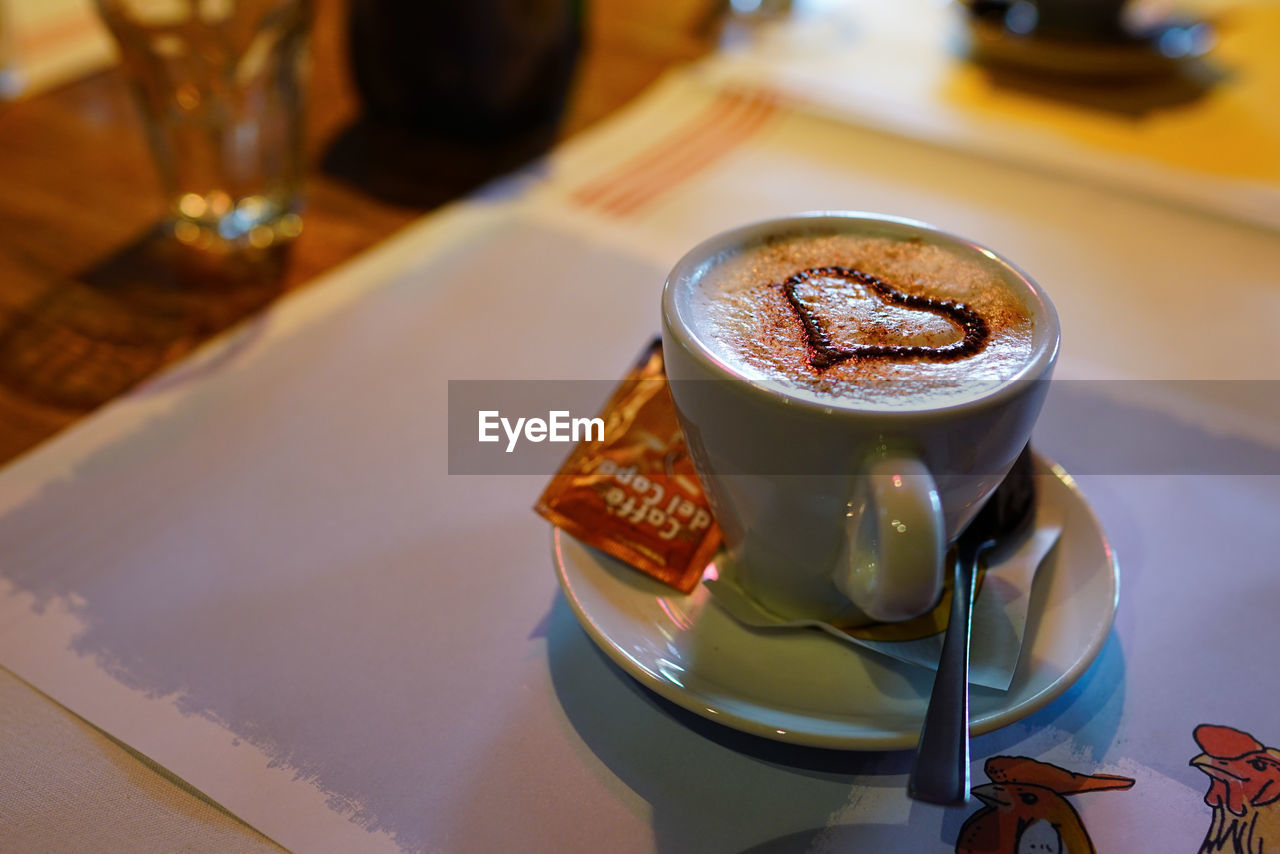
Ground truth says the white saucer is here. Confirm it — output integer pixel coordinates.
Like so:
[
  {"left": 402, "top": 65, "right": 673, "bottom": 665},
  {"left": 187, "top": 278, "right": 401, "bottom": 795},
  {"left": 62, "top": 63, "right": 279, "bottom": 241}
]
[{"left": 552, "top": 456, "right": 1119, "bottom": 750}]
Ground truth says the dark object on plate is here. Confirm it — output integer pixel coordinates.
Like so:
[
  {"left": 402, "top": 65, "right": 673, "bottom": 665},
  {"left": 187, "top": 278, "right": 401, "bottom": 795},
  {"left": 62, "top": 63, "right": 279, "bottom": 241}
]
[
  {"left": 965, "top": 0, "right": 1215, "bottom": 81},
  {"left": 347, "top": 0, "right": 583, "bottom": 139},
  {"left": 908, "top": 444, "right": 1038, "bottom": 806},
  {"left": 970, "top": 0, "right": 1129, "bottom": 42}
]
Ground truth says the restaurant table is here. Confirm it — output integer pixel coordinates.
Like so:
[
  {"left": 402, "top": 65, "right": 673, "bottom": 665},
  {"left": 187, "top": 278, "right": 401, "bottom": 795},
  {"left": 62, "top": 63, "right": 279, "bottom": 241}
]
[
  {"left": 1, "top": 1, "right": 1278, "bottom": 853},
  {"left": 0, "top": 0, "right": 713, "bottom": 465}
]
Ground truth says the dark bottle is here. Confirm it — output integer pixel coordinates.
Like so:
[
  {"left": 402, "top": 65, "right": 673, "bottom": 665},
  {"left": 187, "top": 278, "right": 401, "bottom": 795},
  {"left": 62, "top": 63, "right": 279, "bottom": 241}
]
[{"left": 348, "top": 0, "right": 583, "bottom": 139}]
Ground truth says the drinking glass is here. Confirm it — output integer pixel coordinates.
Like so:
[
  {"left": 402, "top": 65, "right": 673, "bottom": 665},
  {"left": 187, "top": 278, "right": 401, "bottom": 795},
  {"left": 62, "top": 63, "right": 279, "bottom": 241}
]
[{"left": 96, "top": 0, "right": 314, "bottom": 251}]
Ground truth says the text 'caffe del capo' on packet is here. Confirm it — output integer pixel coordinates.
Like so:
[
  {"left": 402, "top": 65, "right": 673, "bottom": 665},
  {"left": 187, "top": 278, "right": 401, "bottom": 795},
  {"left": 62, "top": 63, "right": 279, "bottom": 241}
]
[{"left": 535, "top": 340, "right": 722, "bottom": 593}]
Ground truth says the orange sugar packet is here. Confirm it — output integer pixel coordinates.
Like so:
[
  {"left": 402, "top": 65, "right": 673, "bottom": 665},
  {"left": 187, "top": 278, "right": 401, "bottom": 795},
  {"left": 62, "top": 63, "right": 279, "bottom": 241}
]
[{"left": 535, "top": 340, "right": 722, "bottom": 593}]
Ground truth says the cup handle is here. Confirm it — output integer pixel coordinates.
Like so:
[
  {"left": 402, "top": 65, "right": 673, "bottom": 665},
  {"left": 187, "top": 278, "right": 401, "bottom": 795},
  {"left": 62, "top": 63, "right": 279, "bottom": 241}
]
[{"left": 832, "top": 456, "right": 945, "bottom": 623}]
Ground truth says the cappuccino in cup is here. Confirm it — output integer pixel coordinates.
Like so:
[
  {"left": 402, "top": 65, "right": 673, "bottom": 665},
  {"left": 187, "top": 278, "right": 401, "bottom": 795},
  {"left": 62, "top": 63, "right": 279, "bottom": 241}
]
[
  {"left": 661, "top": 213, "right": 1058, "bottom": 624},
  {"left": 687, "top": 233, "right": 1037, "bottom": 408}
]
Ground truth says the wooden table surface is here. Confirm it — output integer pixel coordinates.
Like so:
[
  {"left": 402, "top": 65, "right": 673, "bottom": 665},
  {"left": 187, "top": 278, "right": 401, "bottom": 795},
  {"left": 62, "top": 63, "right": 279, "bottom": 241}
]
[{"left": 0, "top": 0, "right": 716, "bottom": 465}]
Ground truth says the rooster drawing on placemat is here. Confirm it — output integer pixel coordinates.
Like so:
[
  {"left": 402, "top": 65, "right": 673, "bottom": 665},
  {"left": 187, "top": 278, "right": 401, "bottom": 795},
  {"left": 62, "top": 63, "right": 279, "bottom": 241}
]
[
  {"left": 956, "top": 755, "right": 1135, "bottom": 854},
  {"left": 1191, "top": 724, "right": 1280, "bottom": 854}
]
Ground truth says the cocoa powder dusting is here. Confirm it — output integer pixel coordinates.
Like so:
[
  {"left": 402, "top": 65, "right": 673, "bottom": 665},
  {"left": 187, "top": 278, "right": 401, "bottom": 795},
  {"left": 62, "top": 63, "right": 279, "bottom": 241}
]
[{"left": 691, "top": 233, "right": 1036, "bottom": 408}]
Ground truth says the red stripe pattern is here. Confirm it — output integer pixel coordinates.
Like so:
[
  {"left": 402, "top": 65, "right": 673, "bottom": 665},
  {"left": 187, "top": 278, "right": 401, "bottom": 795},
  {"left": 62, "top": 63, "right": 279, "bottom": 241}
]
[{"left": 569, "top": 88, "right": 782, "bottom": 219}]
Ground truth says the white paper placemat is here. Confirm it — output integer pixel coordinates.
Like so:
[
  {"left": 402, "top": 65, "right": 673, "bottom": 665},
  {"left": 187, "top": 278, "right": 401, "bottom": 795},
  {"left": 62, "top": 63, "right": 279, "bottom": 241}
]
[{"left": 0, "top": 70, "right": 1277, "bottom": 854}]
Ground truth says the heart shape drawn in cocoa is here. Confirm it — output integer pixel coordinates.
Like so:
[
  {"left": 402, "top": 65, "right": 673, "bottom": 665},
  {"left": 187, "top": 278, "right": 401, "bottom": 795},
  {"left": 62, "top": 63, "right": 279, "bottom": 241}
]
[{"left": 780, "top": 266, "right": 989, "bottom": 370}]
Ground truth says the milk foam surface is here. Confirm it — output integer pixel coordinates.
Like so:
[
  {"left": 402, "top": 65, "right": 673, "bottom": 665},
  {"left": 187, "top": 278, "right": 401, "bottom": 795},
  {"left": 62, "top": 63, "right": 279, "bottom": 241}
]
[{"left": 688, "top": 233, "right": 1035, "bottom": 408}]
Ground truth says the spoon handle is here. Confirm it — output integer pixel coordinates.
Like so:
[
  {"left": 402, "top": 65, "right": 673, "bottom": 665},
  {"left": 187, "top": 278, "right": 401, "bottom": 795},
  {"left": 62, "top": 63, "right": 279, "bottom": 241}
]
[{"left": 908, "top": 542, "right": 981, "bottom": 806}]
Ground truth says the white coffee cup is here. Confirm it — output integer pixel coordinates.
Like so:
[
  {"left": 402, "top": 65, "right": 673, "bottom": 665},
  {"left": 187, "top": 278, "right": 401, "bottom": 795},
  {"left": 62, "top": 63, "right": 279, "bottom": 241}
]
[{"left": 660, "top": 212, "right": 1059, "bottom": 624}]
